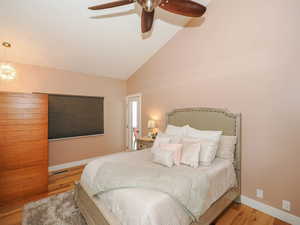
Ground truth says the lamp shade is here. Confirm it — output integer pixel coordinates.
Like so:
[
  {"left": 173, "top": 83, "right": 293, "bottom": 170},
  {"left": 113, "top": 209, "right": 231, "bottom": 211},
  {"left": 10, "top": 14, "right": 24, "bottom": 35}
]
[{"left": 147, "top": 120, "right": 156, "bottom": 129}]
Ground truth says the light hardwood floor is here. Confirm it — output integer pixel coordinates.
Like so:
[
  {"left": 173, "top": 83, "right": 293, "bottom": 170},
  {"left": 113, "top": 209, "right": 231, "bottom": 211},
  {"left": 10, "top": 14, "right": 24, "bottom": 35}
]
[{"left": 0, "top": 165, "right": 289, "bottom": 225}]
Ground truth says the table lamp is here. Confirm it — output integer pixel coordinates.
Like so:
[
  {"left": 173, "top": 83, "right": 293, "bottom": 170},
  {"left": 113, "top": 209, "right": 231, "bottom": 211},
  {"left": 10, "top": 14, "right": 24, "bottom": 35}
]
[{"left": 147, "top": 120, "right": 157, "bottom": 138}]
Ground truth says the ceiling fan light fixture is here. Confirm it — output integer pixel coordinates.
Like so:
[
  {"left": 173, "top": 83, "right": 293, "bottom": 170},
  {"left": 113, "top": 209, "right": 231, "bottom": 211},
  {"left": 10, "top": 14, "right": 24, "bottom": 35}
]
[
  {"left": 0, "top": 63, "right": 17, "bottom": 80},
  {"left": 1, "top": 42, "right": 17, "bottom": 80},
  {"left": 2, "top": 42, "right": 11, "bottom": 48}
]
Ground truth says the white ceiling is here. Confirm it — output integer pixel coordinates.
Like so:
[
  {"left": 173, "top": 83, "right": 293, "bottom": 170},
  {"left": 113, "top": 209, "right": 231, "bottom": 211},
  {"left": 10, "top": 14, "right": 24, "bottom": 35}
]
[{"left": 0, "top": 0, "right": 208, "bottom": 79}]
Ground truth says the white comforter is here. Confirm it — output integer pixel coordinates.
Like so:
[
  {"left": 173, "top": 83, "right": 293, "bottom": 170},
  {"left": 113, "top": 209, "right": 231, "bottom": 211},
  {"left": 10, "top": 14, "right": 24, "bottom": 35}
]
[
  {"left": 92, "top": 161, "right": 209, "bottom": 220},
  {"left": 81, "top": 149, "right": 237, "bottom": 225}
]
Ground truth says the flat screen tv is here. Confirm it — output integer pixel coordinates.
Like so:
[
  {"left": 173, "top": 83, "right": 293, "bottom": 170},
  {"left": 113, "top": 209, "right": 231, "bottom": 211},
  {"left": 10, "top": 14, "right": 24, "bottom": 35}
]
[{"left": 48, "top": 94, "right": 104, "bottom": 139}]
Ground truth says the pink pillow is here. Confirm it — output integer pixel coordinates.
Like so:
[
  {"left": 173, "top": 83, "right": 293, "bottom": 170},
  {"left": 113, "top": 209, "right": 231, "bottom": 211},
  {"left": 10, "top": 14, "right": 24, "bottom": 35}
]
[{"left": 159, "top": 144, "right": 183, "bottom": 166}]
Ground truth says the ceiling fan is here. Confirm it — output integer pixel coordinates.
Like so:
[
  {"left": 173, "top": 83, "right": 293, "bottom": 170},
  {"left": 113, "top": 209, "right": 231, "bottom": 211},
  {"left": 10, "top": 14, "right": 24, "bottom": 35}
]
[{"left": 89, "top": 0, "right": 207, "bottom": 33}]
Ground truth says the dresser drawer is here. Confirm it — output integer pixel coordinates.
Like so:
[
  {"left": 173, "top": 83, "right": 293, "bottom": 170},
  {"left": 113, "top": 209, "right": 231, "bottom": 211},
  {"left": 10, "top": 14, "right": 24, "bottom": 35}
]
[{"left": 137, "top": 139, "right": 154, "bottom": 150}]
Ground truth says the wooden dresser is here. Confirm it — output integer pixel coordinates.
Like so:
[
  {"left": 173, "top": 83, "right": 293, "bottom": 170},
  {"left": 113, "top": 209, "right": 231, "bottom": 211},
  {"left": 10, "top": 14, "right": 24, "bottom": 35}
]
[{"left": 0, "top": 92, "right": 48, "bottom": 206}]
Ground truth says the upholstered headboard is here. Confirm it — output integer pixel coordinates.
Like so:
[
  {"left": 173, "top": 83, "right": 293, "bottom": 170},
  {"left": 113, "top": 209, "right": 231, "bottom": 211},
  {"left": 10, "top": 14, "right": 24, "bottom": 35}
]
[{"left": 166, "top": 107, "right": 241, "bottom": 190}]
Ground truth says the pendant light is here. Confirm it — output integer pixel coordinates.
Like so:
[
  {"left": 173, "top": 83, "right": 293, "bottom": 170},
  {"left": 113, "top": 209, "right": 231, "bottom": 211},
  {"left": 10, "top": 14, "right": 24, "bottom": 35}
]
[{"left": 0, "top": 42, "right": 17, "bottom": 80}]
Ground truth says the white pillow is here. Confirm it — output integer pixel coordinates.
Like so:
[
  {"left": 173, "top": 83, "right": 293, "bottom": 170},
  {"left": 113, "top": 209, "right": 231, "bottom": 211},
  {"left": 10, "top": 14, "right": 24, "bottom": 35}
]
[
  {"left": 216, "top": 136, "right": 237, "bottom": 162},
  {"left": 182, "top": 137, "right": 218, "bottom": 167},
  {"left": 199, "top": 140, "right": 219, "bottom": 166},
  {"left": 159, "top": 143, "right": 183, "bottom": 166},
  {"left": 151, "top": 135, "right": 170, "bottom": 152},
  {"left": 152, "top": 150, "right": 175, "bottom": 167},
  {"left": 180, "top": 141, "right": 201, "bottom": 168},
  {"left": 185, "top": 125, "right": 222, "bottom": 142},
  {"left": 157, "top": 132, "right": 182, "bottom": 144},
  {"left": 185, "top": 126, "right": 222, "bottom": 166},
  {"left": 165, "top": 125, "right": 188, "bottom": 136}
]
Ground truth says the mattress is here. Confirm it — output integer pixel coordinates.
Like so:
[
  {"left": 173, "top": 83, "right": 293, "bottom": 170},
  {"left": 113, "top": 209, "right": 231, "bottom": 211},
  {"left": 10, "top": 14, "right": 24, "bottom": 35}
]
[{"left": 80, "top": 149, "right": 237, "bottom": 225}]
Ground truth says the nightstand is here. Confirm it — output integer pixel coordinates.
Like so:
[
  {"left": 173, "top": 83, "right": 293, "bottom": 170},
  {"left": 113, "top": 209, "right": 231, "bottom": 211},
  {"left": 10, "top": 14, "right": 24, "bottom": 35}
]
[{"left": 136, "top": 137, "right": 155, "bottom": 150}]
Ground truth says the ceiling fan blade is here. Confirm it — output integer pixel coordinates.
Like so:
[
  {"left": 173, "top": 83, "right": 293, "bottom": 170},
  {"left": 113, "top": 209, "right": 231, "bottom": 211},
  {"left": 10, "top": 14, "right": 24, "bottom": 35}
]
[
  {"left": 159, "top": 0, "right": 206, "bottom": 17},
  {"left": 141, "top": 9, "right": 155, "bottom": 33},
  {"left": 89, "top": 0, "right": 134, "bottom": 10}
]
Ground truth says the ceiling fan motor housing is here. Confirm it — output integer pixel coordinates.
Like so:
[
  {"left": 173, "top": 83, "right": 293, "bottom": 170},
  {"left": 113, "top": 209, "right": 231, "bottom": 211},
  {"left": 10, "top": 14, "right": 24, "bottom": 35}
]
[{"left": 138, "top": 0, "right": 161, "bottom": 12}]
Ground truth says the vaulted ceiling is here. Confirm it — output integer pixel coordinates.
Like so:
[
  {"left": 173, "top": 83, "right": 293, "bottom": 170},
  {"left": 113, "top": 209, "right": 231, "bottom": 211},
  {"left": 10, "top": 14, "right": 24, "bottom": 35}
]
[{"left": 1, "top": 0, "right": 208, "bottom": 79}]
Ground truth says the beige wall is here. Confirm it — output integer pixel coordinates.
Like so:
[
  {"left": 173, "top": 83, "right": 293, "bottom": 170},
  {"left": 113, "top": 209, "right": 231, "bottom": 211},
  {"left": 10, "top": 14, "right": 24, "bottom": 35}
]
[
  {"left": 0, "top": 63, "right": 126, "bottom": 166},
  {"left": 127, "top": 0, "right": 300, "bottom": 216}
]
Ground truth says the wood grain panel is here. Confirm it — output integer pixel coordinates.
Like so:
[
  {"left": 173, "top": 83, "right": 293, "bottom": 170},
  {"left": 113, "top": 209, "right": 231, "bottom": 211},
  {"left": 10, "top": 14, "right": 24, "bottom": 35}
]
[
  {"left": 0, "top": 92, "right": 46, "bottom": 97},
  {"left": 0, "top": 94, "right": 47, "bottom": 104},
  {"left": 0, "top": 123, "right": 47, "bottom": 132},
  {"left": 0, "top": 92, "right": 48, "bottom": 205},
  {"left": 0, "top": 165, "right": 48, "bottom": 203},
  {"left": 0, "top": 113, "right": 47, "bottom": 120},
  {"left": 0, "top": 118, "right": 48, "bottom": 126},
  {"left": 0, "top": 102, "right": 47, "bottom": 109},
  {"left": 0, "top": 128, "right": 48, "bottom": 145},
  {"left": 0, "top": 92, "right": 47, "bottom": 101},
  {"left": 0, "top": 140, "right": 48, "bottom": 170},
  {"left": 0, "top": 107, "right": 48, "bottom": 114}
]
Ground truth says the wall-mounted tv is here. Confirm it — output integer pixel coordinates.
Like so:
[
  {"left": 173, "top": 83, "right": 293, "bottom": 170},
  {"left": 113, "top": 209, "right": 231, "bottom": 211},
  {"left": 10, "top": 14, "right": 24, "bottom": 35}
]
[{"left": 48, "top": 94, "right": 104, "bottom": 140}]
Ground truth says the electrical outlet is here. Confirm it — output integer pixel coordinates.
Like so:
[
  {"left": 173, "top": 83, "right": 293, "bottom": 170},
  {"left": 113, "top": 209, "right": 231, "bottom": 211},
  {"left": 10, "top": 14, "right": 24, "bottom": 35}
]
[
  {"left": 282, "top": 200, "right": 291, "bottom": 211},
  {"left": 256, "top": 189, "right": 264, "bottom": 199}
]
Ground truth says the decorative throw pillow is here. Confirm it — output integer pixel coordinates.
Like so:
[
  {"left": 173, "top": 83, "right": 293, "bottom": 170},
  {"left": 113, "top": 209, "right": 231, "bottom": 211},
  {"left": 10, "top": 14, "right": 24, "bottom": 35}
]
[
  {"left": 216, "top": 136, "right": 237, "bottom": 162},
  {"left": 180, "top": 142, "right": 201, "bottom": 168},
  {"left": 165, "top": 125, "right": 188, "bottom": 137},
  {"left": 182, "top": 137, "right": 218, "bottom": 167},
  {"left": 152, "top": 150, "right": 175, "bottom": 168},
  {"left": 159, "top": 144, "right": 183, "bottom": 166},
  {"left": 199, "top": 140, "right": 218, "bottom": 166},
  {"left": 151, "top": 135, "right": 170, "bottom": 152}
]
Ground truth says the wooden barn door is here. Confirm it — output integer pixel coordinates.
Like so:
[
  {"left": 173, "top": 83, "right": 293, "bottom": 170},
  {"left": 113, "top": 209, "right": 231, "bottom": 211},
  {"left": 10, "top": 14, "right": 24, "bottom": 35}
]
[{"left": 0, "top": 92, "right": 48, "bottom": 205}]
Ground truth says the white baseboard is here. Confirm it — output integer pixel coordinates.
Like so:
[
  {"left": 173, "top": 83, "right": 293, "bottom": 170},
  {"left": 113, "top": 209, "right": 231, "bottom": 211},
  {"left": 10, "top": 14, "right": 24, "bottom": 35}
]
[
  {"left": 48, "top": 156, "right": 101, "bottom": 172},
  {"left": 241, "top": 195, "right": 300, "bottom": 225}
]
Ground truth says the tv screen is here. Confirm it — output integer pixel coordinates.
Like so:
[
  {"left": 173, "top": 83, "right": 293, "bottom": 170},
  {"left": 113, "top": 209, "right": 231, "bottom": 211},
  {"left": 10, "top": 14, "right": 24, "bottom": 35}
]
[{"left": 48, "top": 94, "right": 104, "bottom": 139}]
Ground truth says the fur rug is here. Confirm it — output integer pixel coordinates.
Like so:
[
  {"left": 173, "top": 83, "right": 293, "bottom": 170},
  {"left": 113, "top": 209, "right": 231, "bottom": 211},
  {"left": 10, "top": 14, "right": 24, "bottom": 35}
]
[{"left": 22, "top": 191, "right": 87, "bottom": 225}]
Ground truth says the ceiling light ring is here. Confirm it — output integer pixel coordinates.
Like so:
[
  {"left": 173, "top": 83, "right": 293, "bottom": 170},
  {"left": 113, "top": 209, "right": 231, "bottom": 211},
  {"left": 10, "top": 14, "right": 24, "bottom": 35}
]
[{"left": 2, "top": 42, "right": 12, "bottom": 48}]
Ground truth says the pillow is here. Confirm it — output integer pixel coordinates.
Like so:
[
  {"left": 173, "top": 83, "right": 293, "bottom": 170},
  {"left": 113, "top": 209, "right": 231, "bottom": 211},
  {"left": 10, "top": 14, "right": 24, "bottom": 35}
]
[
  {"left": 182, "top": 137, "right": 218, "bottom": 167},
  {"left": 185, "top": 126, "right": 222, "bottom": 166},
  {"left": 152, "top": 150, "right": 175, "bottom": 168},
  {"left": 199, "top": 141, "right": 219, "bottom": 166},
  {"left": 151, "top": 135, "right": 170, "bottom": 152},
  {"left": 185, "top": 125, "right": 222, "bottom": 142},
  {"left": 165, "top": 125, "right": 188, "bottom": 136},
  {"left": 216, "top": 136, "right": 237, "bottom": 162},
  {"left": 157, "top": 132, "right": 182, "bottom": 144},
  {"left": 159, "top": 143, "right": 183, "bottom": 166},
  {"left": 180, "top": 141, "right": 201, "bottom": 168}
]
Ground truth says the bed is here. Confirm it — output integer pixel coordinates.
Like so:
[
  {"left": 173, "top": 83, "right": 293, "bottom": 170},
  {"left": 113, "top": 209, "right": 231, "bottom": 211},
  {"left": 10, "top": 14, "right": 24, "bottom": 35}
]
[{"left": 75, "top": 107, "right": 241, "bottom": 225}]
